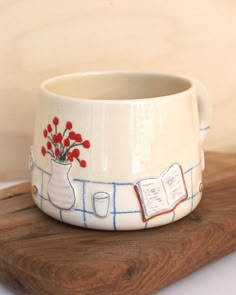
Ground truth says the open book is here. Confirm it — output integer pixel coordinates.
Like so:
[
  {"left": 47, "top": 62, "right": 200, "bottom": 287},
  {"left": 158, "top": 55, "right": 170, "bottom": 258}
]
[{"left": 134, "top": 164, "right": 188, "bottom": 222}]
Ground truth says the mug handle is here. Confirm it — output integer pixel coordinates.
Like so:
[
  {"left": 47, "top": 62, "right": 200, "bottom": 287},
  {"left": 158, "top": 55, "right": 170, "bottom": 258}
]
[
  {"left": 192, "top": 79, "right": 212, "bottom": 145},
  {"left": 191, "top": 78, "right": 212, "bottom": 170}
]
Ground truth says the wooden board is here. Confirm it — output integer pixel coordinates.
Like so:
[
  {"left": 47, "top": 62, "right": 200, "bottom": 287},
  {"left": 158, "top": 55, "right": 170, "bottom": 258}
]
[{"left": 0, "top": 152, "right": 235, "bottom": 295}]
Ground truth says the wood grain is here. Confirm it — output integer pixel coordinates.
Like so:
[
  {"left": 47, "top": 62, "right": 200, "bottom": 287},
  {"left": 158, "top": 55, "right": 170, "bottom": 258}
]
[
  {"left": 0, "top": 181, "right": 30, "bottom": 199},
  {"left": 0, "top": 152, "right": 235, "bottom": 295}
]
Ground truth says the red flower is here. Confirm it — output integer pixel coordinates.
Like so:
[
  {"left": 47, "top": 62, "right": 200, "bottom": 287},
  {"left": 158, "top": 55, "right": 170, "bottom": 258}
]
[
  {"left": 47, "top": 142, "right": 52, "bottom": 150},
  {"left": 42, "top": 117, "right": 90, "bottom": 166},
  {"left": 52, "top": 134, "right": 58, "bottom": 143},
  {"left": 47, "top": 124, "right": 52, "bottom": 133},
  {"left": 72, "top": 148, "right": 80, "bottom": 158},
  {"left": 67, "top": 152, "right": 74, "bottom": 162},
  {"left": 64, "top": 138, "right": 70, "bottom": 147},
  {"left": 80, "top": 160, "right": 86, "bottom": 168},
  {"left": 57, "top": 133, "right": 63, "bottom": 143},
  {"left": 69, "top": 131, "right": 76, "bottom": 140},
  {"left": 43, "top": 129, "right": 48, "bottom": 138},
  {"left": 41, "top": 146, "right": 46, "bottom": 156},
  {"left": 66, "top": 121, "right": 73, "bottom": 130},
  {"left": 55, "top": 148, "right": 60, "bottom": 157},
  {"left": 75, "top": 133, "right": 82, "bottom": 142},
  {"left": 53, "top": 117, "right": 59, "bottom": 125},
  {"left": 52, "top": 133, "right": 62, "bottom": 143},
  {"left": 83, "top": 140, "right": 90, "bottom": 149}
]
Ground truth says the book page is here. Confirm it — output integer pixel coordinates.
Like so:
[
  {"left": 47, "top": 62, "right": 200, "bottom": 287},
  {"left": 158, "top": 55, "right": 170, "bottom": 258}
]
[
  {"left": 162, "top": 164, "right": 187, "bottom": 207},
  {"left": 137, "top": 178, "right": 168, "bottom": 218}
]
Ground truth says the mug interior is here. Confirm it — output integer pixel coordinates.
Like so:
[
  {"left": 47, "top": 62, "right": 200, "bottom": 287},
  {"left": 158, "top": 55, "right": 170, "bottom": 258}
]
[{"left": 43, "top": 72, "right": 192, "bottom": 100}]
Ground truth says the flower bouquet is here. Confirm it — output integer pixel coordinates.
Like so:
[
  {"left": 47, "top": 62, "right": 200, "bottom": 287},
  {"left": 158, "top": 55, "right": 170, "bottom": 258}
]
[
  {"left": 41, "top": 116, "right": 91, "bottom": 210},
  {"left": 41, "top": 116, "right": 90, "bottom": 167}
]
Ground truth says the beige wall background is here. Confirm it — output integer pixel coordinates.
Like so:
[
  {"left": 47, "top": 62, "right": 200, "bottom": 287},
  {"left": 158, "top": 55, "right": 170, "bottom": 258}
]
[{"left": 1, "top": 0, "right": 236, "bottom": 180}]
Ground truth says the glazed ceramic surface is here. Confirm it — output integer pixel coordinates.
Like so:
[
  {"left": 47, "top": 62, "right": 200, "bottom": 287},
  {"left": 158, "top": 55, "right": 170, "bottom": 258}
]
[{"left": 30, "top": 71, "right": 211, "bottom": 230}]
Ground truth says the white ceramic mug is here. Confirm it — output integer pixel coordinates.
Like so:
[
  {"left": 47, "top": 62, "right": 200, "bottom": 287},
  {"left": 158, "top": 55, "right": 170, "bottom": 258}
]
[{"left": 30, "top": 71, "right": 211, "bottom": 230}]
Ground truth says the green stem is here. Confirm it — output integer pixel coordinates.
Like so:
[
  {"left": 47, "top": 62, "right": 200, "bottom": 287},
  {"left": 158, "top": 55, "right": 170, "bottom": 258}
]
[
  {"left": 62, "top": 128, "right": 67, "bottom": 137},
  {"left": 59, "top": 143, "right": 64, "bottom": 158},
  {"left": 61, "top": 142, "right": 83, "bottom": 158},
  {"left": 75, "top": 157, "right": 81, "bottom": 163},
  {"left": 61, "top": 145, "right": 65, "bottom": 157},
  {"left": 46, "top": 151, "right": 54, "bottom": 157},
  {"left": 47, "top": 135, "right": 56, "bottom": 148}
]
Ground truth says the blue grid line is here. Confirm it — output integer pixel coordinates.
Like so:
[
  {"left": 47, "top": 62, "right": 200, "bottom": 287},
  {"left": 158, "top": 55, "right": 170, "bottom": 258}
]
[
  {"left": 113, "top": 184, "right": 117, "bottom": 230},
  {"left": 38, "top": 193, "right": 48, "bottom": 201},
  {"left": 184, "top": 160, "right": 201, "bottom": 174},
  {"left": 33, "top": 158, "right": 202, "bottom": 229},
  {"left": 111, "top": 210, "right": 141, "bottom": 214},
  {"left": 82, "top": 181, "right": 87, "bottom": 227},
  {"left": 34, "top": 160, "right": 201, "bottom": 186},
  {"left": 185, "top": 191, "right": 199, "bottom": 201},
  {"left": 35, "top": 162, "right": 50, "bottom": 176},
  {"left": 73, "top": 209, "right": 141, "bottom": 215},
  {"left": 191, "top": 191, "right": 199, "bottom": 199},
  {"left": 74, "top": 178, "right": 134, "bottom": 186},
  {"left": 34, "top": 163, "right": 134, "bottom": 185},
  {"left": 74, "top": 208, "right": 94, "bottom": 214},
  {"left": 36, "top": 187, "right": 200, "bottom": 224}
]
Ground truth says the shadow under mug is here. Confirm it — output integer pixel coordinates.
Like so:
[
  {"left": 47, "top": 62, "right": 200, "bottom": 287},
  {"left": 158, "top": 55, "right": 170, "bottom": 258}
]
[{"left": 30, "top": 71, "right": 211, "bottom": 230}]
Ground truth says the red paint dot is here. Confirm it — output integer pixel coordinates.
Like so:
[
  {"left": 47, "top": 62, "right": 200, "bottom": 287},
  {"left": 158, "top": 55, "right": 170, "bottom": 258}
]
[
  {"left": 72, "top": 148, "right": 80, "bottom": 158},
  {"left": 69, "top": 131, "right": 76, "bottom": 140},
  {"left": 57, "top": 133, "right": 63, "bottom": 143},
  {"left": 75, "top": 133, "right": 82, "bottom": 143},
  {"left": 64, "top": 138, "right": 70, "bottom": 147},
  {"left": 41, "top": 146, "right": 46, "bottom": 156},
  {"left": 43, "top": 129, "right": 48, "bottom": 138},
  {"left": 55, "top": 148, "right": 60, "bottom": 157},
  {"left": 32, "top": 185, "right": 38, "bottom": 195},
  {"left": 199, "top": 182, "right": 204, "bottom": 193},
  {"left": 80, "top": 160, "right": 86, "bottom": 168},
  {"left": 66, "top": 121, "right": 73, "bottom": 130},
  {"left": 67, "top": 152, "right": 74, "bottom": 162},
  {"left": 53, "top": 117, "right": 59, "bottom": 125},
  {"left": 52, "top": 134, "right": 58, "bottom": 143},
  {"left": 47, "top": 124, "right": 52, "bottom": 133},
  {"left": 83, "top": 140, "right": 90, "bottom": 149},
  {"left": 47, "top": 142, "right": 52, "bottom": 150}
]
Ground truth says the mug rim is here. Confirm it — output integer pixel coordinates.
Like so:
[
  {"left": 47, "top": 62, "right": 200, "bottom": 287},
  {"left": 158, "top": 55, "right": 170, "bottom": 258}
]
[{"left": 40, "top": 71, "right": 194, "bottom": 103}]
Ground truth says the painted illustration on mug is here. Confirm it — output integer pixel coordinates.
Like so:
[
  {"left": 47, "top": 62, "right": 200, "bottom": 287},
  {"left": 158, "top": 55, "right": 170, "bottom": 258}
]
[
  {"left": 93, "top": 192, "right": 110, "bottom": 218},
  {"left": 41, "top": 116, "right": 91, "bottom": 210},
  {"left": 134, "top": 164, "right": 188, "bottom": 222}
]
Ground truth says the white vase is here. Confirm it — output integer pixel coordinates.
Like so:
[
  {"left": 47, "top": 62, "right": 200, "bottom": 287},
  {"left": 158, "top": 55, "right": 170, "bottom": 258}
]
[
  {"left": 47, "top": 159, "right": 75, "bottom": 210},
  {"left": 93, "top": 192, "right": 110, "bottom": 218}
]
